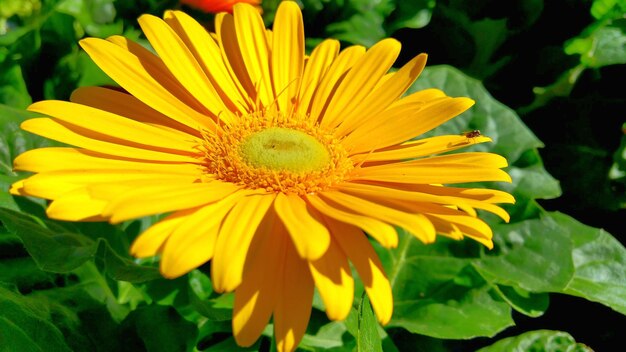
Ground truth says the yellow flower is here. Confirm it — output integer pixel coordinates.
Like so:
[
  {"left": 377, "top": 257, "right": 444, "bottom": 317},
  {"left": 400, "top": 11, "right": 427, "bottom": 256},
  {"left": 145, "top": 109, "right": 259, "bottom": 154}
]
[
  {"left": 10, "top": 1, "right": 514, "bottom": 351},
  {"left": 180, "top": 0, "right": 262, "bottom": 14}
]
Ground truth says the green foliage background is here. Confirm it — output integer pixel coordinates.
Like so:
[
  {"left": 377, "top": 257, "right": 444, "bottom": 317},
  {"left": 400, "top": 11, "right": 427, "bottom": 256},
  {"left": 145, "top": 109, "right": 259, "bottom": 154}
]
[{"left": 0, "top": 0, "right": 625, "bottom": 351}]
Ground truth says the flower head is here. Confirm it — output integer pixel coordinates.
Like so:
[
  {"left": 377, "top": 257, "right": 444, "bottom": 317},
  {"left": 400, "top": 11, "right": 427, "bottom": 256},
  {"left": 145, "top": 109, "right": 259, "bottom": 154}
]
[
  {"left": 181, "top": 0, "right": 262, "bottom": 14},
  {"left": 11, "top": 1, "right": 514, "bottom": 351}
]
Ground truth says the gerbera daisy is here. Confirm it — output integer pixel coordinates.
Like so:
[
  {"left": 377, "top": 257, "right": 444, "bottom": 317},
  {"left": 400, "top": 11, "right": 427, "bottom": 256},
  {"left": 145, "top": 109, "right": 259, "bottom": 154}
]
[
  {"left": 181, "top": 0, "right": 262, "bottom": 14},
  {"left": 10, "top": 1, "right": 514, "bottom": 351}
]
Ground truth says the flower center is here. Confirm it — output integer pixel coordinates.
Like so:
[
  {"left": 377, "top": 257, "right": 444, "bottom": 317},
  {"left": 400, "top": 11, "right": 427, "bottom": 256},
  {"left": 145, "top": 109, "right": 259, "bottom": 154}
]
[
  {"left": 239, "top": 127, "right": 330, "bottom": 173},
  {"left": 201, "top": 111, "right": 353, "bottom": 195}
]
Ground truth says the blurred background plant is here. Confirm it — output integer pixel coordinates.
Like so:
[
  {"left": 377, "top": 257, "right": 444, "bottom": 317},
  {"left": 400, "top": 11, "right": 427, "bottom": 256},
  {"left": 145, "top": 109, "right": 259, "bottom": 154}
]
[{"left": 0, "top": 0, "right": 624, "bottom": 351}]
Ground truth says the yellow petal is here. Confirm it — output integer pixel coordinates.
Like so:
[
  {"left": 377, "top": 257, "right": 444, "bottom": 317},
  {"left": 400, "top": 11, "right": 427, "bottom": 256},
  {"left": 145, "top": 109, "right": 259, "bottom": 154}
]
[
  {"left": 9, "top": 180, "right": 25, "bottom": 196},
  {"left": 212, "top": 194, "right": 275, "bottom": 292},
  {"left": 320, "top": 38, "right": 401, "bottom": 129},
  {"left": 274, "top": 193, "right": 330, "bottom": 260},
  {"left": 354, "top": 194, "right": 469, "bottom": 218},
  {"left": 325, "top": 216, "right": 393, "bottom": 325},
  {"left": 427, "top": 213, "right": 494, "bottom": 248},
  {"left": 138, "top": 14, "right": 234, "bottom": 124},
  {"left": 102, "top": 181, "right": 241, "bottom": 223},
  {"left": 296, "top": 39, "right": 339, "bottom": 116},
  {"left": 308, "top": 235, "right": 354, "bottom": 321},
  {"left": 337, "top": 182, "right": 456, "bottom": 205},
  {"left": 306, "top": 194, "right": 398, "bottom": 248},
  {"left": 352, "top": 165, "right": 512, "bottom": 184},
  {"left": 449, "top": 187, "right": 516, "bottom": 204},
  {"left": 309, "top": 45, "right": 366, "bottom": 122},
  {"left": 367, "top": 183, "right": 515, "bottom": 205},
  {"left": 21, "top": 118, "right": 199, "bottom": 163},
  {"left": 346, "top": 97, "right": 474, "bottom": 154},
  {"left": 108, "top": 34, "right": 211, "bottom": 114},
  {"left": 390, "top": 87, "right": 447, "bottom": 107},
  {"left": 408, "top": 151, "right": 510, "bottom": 168},
  {"left": 319, "top": 191, "right": 436, "bottom": 244},
  {"left": 233, "top": 221, "right": 282, "bottom": 347},
  {"left": 351, "top": 152, "right": 512, "bottom": 184},
  {"left": 343, "top": 100, "right": 427, "bottom": 153},
  {"left": 335, "top": 53, "right": 428, "bottom": 137},
  {"left": 85, "top": 177, "right": 211, "bottom": 201},
  {"left": 17, "top": 170, "right": 199, "bottom": 200},
  {"left": 437, "top": 222, "right": 465, "bottom": 241},
  {"left": 130, "top": 209, "right": 195, "bottom": 258},
  {"left": 13, "top": 147, "right": 204, "bottom": 173},
  {"left": 233, "top": 3, "right": 273, "bottom": 107},
  {"left": 163, "top": 10, "right": 251, "bottom": 113},
  {"left": 271, "top": 0, "right": 304, "bottom": 113},
  {"left": 28, "top": 100, "right": 201, "bottom": 153},
  {"left": 350, "top": 134, "right": 493, "bottom": 164},
  {"left": 159, "top": 195, "right": 241, "bottom": 278},
  {"left": 16, "top": 175, "right": 83, "bottom": 199},
  {"left": 215, "top": 13, "right": 258, "bottom": 106},
  {"left": 70, "top": 86, "right": 203, "bottom": 137},
  {"left": 46, "top": 189, "right": 107, "bottom": 221},
  {"left": 265, "top": 28, "right": 273, "bottom": 49},
  {"left": 337, "top": 182, "right": 511, "bottom": 223},
  {"left": 79, "top": 37, "right": 215, "bottom": 131},
  {"left": 275, "top": 240, "right": 314, "bottom": 352}
]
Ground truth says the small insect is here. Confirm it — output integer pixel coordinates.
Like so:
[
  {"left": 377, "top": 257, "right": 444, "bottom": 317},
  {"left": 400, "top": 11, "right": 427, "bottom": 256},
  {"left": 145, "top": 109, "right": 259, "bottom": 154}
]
[
  {"left": 461, "top": 129, "right": 481, "bottom": 139},
  {"left": 448, "top": 129, "right": 483, "bottom": 147},
  {"left": 451, "top": 129, "right": 482, "bottom": 147}
]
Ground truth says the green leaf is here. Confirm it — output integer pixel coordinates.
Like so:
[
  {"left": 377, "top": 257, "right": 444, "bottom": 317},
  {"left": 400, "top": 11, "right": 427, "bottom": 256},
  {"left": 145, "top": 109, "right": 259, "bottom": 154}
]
[
  {"left": 298, "top": 0, "right": 423, "bottom": 47},
  {"left": 585, "top": 23, "right": 626, "bottom": 67},
  {"left": 609, "top": 125, "right": 626, "bottom": 207},
  {"left": 0, "top": 175, "right": 21, "bottom": 210},
  {"left": 56, "top": 0, "right": 123, "bottom": 38},
  {"left": 25, "top": 277, "right": 127, "bottom": 350},
  {"left": 200, "top": 335, "right": 259, "bottom": 352},
  {"left": 477, "top": 211, "right": 626, "bottom": 316},
  {"left": 591, "top": 0, "right": 626, "bottom": 20},
  {"left": 426, "top": 4, "right": 518, "bottom": 79},
  {"left": 0, "top": 208, "right": 97, "bottom": 272},
  {"left": 491, "top": 285, "right": 549, "bottom": 318},
  {"left": 565, "top": 22, "right": 626, "bottom": 68},
  {"left": 0, "top": 207, "right": 161, "bottom": 282},
  {"left": 465, "top": 18, "right": 510, "bottom": 77},
  {"left": 67, "top": 262, "right": 132, "bottom": 322},
  {"left": 120, "top": 304, "right": 198, "bottom": 352},
  {"left": 506, "top": 150, "right": 562, "bottom": 202},
  {"left": 300, "top": 321, "right": 350, "bottom": 350},
  {"left": 0, "top": 256, "right": 59, "bottom": 293},
  {"left": 0, "top": 317, "right": 48, "bottom": 352},
  {"left": 140, "top": 276, "right": 189, "bottom": 307},
  {"left": 349, "top": 294, "right": 383, "bottom": 352},
  {"left": 474, "top": 216, "right": 575, "bottom": 293},
  {"left": 188, "top": 270, "right": 233, "bottom": 321},
  {"left": 383, "top": 233, "right": 514, "bottom": 339},
  {"left": 0, "top": 5, "right": 43, "bottom": 49},
  {"left": 323, "top": 0, "right": 395, "bottom": 47},
  {"left": 43, "top": 48, "right": 115, "bottom": 100},
  {"left": 0, "top": 103, "right": 58, "bottom": 179},
  {"left": 551, "top": 212, "right": 626, "bottom": 315},
  {"left": 476, "top": 329, "right": 593, "bottom": 352},
  {"left": 0, "top": 285, "right": 72, "bottom": 352},
  {"left": 325, "top": 10, "right": 387, "bottom": 47},
  {"left": 0, "top": 0, "right": 41, "bottom": 19},
  {"left": 384, "top": 0, "right": 435, "bottom": 34},
  {"left": 0, "top": 274, "right": 133, "bottom": 351},
  {"left": 0, "top": 64, "right": 32, "bottom": 108}
]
